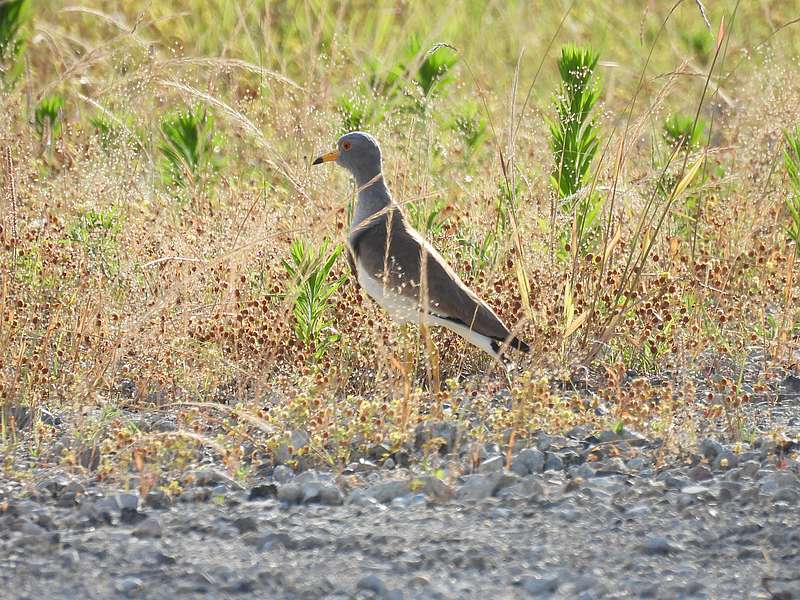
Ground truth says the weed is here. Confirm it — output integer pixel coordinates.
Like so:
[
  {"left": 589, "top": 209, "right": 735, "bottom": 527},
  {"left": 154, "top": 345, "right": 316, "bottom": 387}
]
[
  {"left": 784, "top": 125, "right": 800, "bottom": 252},
  {"left": 0, "top": 0, "right": 29, "bottom": 87},
  {"left": 283, "top": 239, "right": 347, "bottom": 361},
  {"left": 35, "top": 94, "right": 64, "bottom": 143},
  {"left": 663, "top": 114, "right": 707, "bottom": 149},
  {"left": 66, "top": 206, "right": 123, "bottom": 278},
  {"left": 547, "top": 44, "right": 603, "bottom": 252},
  {"left": 159, "top": 106, "right": 224, "bottom": 192}
]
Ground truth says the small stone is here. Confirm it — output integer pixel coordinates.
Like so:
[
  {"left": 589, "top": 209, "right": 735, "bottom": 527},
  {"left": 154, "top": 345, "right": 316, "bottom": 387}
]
[
  {"left": 688, "top": 464, "right": 713, "bottom": 481},
  {"left": 272, "top": 465, "right": 294, "bottom": 484},
  {"left": 544, "top": 452, "right": 563, "bottom": 471},
  {"left": 420, "top": 477, "right": 454, "bottom": 502},
  {"left": 713, "top": 450, "right": 738, "bottom": 471},
  {"left": 520, "top": 575, "right": 559, "bottom": 595},
  {"left": 233, "top": 516, "right": 258, "bottom": 534},
  {"left": 133, "top": 517, "right": 162, "bottom": 538},
  {"left": 536, "top": 432, "right": 552, "bottom": 451},
  {"left": 277, "top": 483, "right": 303, "bottom": 504},
  {"left": 739, "top": 460, "right": 761, "bottom": 478},
  {"left": 364, "top": 480, "right": 411, "bottom": 504},
  {"left": 597, "top": 429, "right": 619, "bottom": 443},
  {"left": 383, "top": 457, "right": 396, "bottom": 470},
  {"left": 145, "top": 490, "right": 170, "bottom": 509},
  {"left": 457, "top": 473, "right": 501, "bottom": 501},
  {"left": 116, "top": 577, "right": 143, "bottom": 595},
  {"left": 512, "top": 448, "right": 546, "bottom": 476},
  {"left": 301, "top": 481, "right": 322, "bottom": 503},
  {"left": 414, "top": 421, "right": 461, "bottom": 454},
  {"left": 571, "top": 463, "right": 596, "bottom": 479},
  {"left": 248, "top": 484, "right": 277, "bottom": 501},
  {"left": 479, "top": 455, "right": 504, "bottom": 473},
  {"left": 641, "top": 537, "right": 681, "bottom": 555},
  {"left": 681, "top": 485, "right": 711, "bottom": 495},
  {"left": 192, "top": 468, "right": 229, "bottom": 487},
  {"left": 701, "top": 438, "right": 723, "bottom": 461},
  {"left": 772, "top": 488, "right": 800, "bottom": 504},
  {"left": 116, "top": 493, "right": 140, "bottom": 511},
  {"left": 357, "top": 574, "right": 388, "bottom": 595},
  {"left": 318, "top": 484, "right": 343, "bottom": 506}
]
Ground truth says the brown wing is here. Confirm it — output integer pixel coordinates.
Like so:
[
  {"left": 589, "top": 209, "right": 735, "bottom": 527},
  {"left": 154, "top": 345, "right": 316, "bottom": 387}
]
[{"left": 350, "top": 208, "right": 515, "bottom": 344}]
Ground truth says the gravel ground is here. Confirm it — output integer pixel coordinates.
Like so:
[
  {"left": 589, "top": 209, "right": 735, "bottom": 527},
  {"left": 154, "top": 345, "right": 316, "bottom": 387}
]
[{"left": 2, "top": 426, "right": 800, "bottom": 600}]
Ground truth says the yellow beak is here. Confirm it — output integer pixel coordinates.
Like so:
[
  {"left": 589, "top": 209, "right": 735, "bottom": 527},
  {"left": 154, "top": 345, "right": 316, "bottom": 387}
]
[{"left": 312, "top": 149, "right": 339, "bottom": 165}]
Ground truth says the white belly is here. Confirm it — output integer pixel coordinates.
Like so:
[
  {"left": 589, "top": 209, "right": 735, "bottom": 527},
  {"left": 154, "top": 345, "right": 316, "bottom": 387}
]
[
  {"left": 355, "top": 262, "right": 500, "bottom": 359},
  {"left": 356, "top": 263, "right": 422, "bottom": 324}
]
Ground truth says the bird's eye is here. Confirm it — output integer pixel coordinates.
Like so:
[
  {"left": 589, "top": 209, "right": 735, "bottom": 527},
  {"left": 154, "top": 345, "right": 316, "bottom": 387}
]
[{"left": 342, "top": 141, "right": 352, "bottom": 151}]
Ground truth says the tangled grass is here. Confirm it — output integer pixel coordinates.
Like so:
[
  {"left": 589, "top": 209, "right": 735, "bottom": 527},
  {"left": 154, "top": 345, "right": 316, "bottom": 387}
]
[{"left": 1, "top": 0, "right": 799, "bottom": 491}]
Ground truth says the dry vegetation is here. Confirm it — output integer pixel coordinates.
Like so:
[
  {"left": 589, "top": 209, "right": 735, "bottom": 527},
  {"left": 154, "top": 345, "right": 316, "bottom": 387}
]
[{"left": 1, "top": 0, "right": 800, "bottom": 491}]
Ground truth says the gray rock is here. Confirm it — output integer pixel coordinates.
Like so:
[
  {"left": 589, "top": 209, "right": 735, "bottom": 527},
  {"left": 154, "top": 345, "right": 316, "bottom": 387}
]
[
  {"left": 272, "top": 465, "right": 294, "bottom": 484},
  {"left": 688, "top": 464, "right": 713, "bottom": 481},
  {"left": 116, "top": 493, "right": 140, "bottom": 511},
  {"left": 145, "top": 490, "right": 170, "bottom": 509},
  {"left": 133, "top": 517, "right": 162, "bottom": 538},
  {"left": 479, "top": 455, "right": 504, "bottom": 473},
  {"left": 772, "top": 488, "right": 799, "bottom": 504},
  {"left": 233, "top": 516, "right": 258, "bottom": 534},
  {"left": 420, "top": 476, "right": 454, "bottom": 502},
  {"left": 641, "top": 537, "right": 682, "bottom": 555},
  {"left": 277, "top": 483, "right": 303, "bottom": 504},
  {"left": 317, "top": 484, "right": 343, "bottom": 506},
  {"left": 544, "top": 452, "right": 564, "bottom": 471},
  {"left": 701, "top": 438, "right": 723, "bottom": 461},
  {"left": 520, "top": 575, "right": 560, "bottom": 596},
  {"left": 116, "top": 577, "right": 143, "bottom": 595},
  {"left": 713, "top": 450, "right": 738, "bottom": 470},
  {"left": 414, "top": 421, "right": 461, "bottom": 453},
  {"left": 364, "top": 480, "right": 411, "bottom": 504},
  {"left": 739, "top": 460, "right": 761, "bottom": 478},
  {"left": 457, "top": 473, "right": 501, "bottom": 501},
  {"left": 248, "top": 484, "right": 277, "bottom": 501},
  {"left": 536, "top": 432, "right": 552, "bottom": 451},
  {"left": 383, "top": 457, "right": 396, "bottom": 470},
  {"left": 357, "top": 574, "right": 388, "bottom": 595},
  {"left": 512, "top": 448, "right": 546, "bottom": 476}
]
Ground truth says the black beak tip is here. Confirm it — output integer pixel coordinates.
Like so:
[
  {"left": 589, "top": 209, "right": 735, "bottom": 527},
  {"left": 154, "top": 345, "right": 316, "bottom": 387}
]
[{"left": 311, "top": 156, "right": 323, "bottom": 165}]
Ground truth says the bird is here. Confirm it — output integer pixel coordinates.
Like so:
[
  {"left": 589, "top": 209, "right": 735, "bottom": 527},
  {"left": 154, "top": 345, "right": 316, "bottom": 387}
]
[{"left": 312, "top": 131, "right": 529, "bottom": 364}]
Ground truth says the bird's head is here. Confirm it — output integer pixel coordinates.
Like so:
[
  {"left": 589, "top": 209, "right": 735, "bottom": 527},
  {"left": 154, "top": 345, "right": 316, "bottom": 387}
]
[{"left": 312, "top": 131, "right": 382, "bottom": 186}]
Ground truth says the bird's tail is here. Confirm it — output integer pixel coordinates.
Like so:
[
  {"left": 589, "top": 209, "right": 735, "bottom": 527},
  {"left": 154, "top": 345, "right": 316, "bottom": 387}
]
[{"left": 508, "top": 336, "right": 530, "bottom": 353}]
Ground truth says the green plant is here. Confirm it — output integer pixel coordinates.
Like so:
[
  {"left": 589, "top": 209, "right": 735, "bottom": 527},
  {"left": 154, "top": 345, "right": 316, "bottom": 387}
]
[
  {"left": 0, "top": 0, "right": 30, "bottom": 87},
  {"left": 450, "top": 100, "right": 488, "bottom": 159},
  {"left": 785, "top": 125, "right": 800, "bottom": 252},
  {"left": 407, "top": 198, "right": 449, "bottom": 237},
  {"left": 158, "top": 106, "right": 223, "bottom": 190},
  {"left": 283, "top": 239, "right": 346, "bottom": 360},
  {"left": 67, "top": 206, "right": 123, "bottom": 277},
  {"left": 412, "top": 38, "right": 457, "bottom": 97},
  {"left": 35, "top": 94, "right": 64, "bottom": 142},
  {"left": 663, "top": 114, "right": 707, "bottom": 149},
  {"left": 547, "top": 44, "right": 603, "bottom": 251}
]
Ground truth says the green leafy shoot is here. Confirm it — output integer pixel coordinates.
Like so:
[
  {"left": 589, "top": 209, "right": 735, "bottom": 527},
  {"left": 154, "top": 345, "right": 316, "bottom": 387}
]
[
  {"left": 413, "top": 39, "right": 458, "bottom": 97},
  {"left": 35, "top": 94, "right": 64, "bottom": 143},
  {"left": 67, "top": 206, "right": 123, "bottom": 277},
  {"left": 407, "top": 198, "right": 450, "bottom": 237},
  {"left": 547, "top": 44, "right": 603, "bottom": 254},
  {"left": 0, "top": 0, "right": 30, "bottom": 87},
  {"left": 158, "top": 106, "right": 223, "bottom": 190},
  {"left": 663, "top": 114, "right": 707, "bottom": 149},
  {"left": 283, "top": 239, "right": 347, "bottom": 360},
  {"left": 450, "top": 100, "right": 488, "bottom": 158},
  {"left": 784, "top": 125, "right": 800, "bottom": 252}
]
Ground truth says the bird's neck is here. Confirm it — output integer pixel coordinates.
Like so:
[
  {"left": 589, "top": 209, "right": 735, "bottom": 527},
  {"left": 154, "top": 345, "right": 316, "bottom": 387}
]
[{"left": 351, "top": 174, "right": 392, "bottom": 231}]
